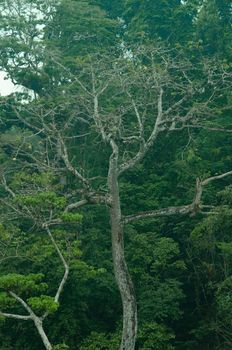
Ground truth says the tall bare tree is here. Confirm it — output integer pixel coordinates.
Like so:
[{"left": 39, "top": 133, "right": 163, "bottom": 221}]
[{"left": 1, "top": 45, "right": 232, "bottom": 349}]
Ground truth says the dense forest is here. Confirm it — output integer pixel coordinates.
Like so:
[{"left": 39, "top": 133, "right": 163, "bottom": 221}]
[{"left": 0, "top": 1, "right": 232, "bottom": 349}]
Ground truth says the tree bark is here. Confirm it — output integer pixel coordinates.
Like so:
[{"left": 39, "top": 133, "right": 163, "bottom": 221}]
[
  {"left": 108, "top": 141, "right": 137, "bottom": 350},
  {"left": 33, "top": 317, "right": 53, "bottom": 350},
  {"left": 6, "top": 292, "right": 53, "bottom": 350}
]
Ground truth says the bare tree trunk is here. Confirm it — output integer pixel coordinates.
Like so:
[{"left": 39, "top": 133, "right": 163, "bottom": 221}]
[
  {"left": 33, "top": 317, "right": 53, "bottom": 350},
  {"left": 108, "top": 141, "right": 137, "bottom": 350}
]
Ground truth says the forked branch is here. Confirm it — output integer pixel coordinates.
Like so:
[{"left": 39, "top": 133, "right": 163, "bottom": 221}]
[
  {"left": 0, "top": 292, "right": 35, "bottom": 322},
  {"left": 119, "top": 88, "right": 164, "bottom": 174}
]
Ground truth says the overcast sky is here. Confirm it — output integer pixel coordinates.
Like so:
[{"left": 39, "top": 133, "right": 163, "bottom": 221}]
[{"left": 0, "top": 71, "right": 20, "bottom": 96}]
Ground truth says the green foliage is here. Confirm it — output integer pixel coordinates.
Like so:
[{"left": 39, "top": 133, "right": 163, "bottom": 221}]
[
  {"left": 126, "top": 231, "right": 185, "bottom": 328},
  {"left": 0, "top": 273, "right": 47, "bottom": 294},
  {"left": 0, "top": 292, "right": 16, "bottom": 308},
  {"left": 93, "top": 0, "right": 124, "bottom": 18},
  {"left": 0, "top": 314, "right": 5, "bottom": 323},
  {"left": 35, "top": 0, "right": 120, "bottom": 93},
  {"left": 139, "top": 279, "right": 184, "bottom": 322},
  {"left": 11, "top": 172, "right": 54, "bottom": 190},
  {"left": 72, "top": 260, "right": 106, "bottom": 282},
  {"left": 79, "top": 331, "right": 120, "bottom": 350},
  {"left": 14, "top": 192, "right": 66, "bottom": 209},
  {"left": 61, "top": 212, "right": 83, "bottom": 224},
  {"left": 151, "top": 237, "right": 185, "bottom": 272},
  {"left": 53, "top": 344, "right": 70, "bottom": 350},
  {"left": 218, "top": 185, "right": 232, "bottom": 205},
  {"left": 124, "top": 0, "right": 195, "bottom": 44},
  {"left": 195, "top": 0, "right": 232, "bottom": 57},
  {"left": 186, "top": 202, "right": 232, "bottom": 348},
  {"left": 27, "top": 295, "right": 59, "bottom": 315},
  {"left": 216, "top": 277, "right": 232, "bottom": 323},
  {"left": 137, "top": 322, "right": 175, "bottom": 350}
]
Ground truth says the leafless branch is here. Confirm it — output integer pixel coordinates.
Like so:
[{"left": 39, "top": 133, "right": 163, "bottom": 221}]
[
  {"left": 43, "top": 225, "right": 69, "bottom": 305},
  {"left": 1, "top": 175, "right": 16, "bottom": 198},
  {"left": 184, "top": 125, "right": 232, "bottom": 133},
  {"left": 202, "top": 170, "right": 232, "bottom": 186},
  {"left": 119, "top": 88, "right": 164, "bottom": 174},
  {"left": 58, "top": 135, "right": 90, "bottom": 188},
  {"left": 64, "top": 199, "right": 88, "bottom": 212},
  {"left": 123, "top": 170, "right": 232, "bottom": 224},
  {"left": 123, "top": 205, "right": 193, "bottom": 224},
  {"left": 12, "top": 106, "right": 43, "bottom": 133},
  {"left": 9, "top": 291, "right": 35, "bottom": 317},
  {"left": 0, "top": 311, "right": 31, "bottom": 321}
]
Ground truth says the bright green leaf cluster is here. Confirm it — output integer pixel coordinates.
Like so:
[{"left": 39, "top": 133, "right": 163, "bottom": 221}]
[
  {"left": 61, "top": 212, "right": 83, "bottom": 223},
  {"left": 0, "top": 273, "right": 47, "bottom": 294},
  {"left": 27, "top": 295, "right": 59, "bottom": 314},
  {"left": 14, "top": 191, "right": 66, "bottom": 209}
]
